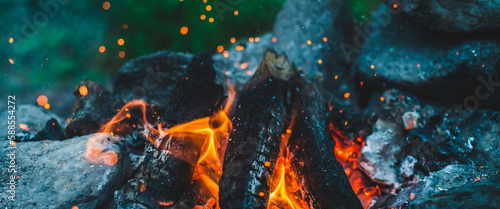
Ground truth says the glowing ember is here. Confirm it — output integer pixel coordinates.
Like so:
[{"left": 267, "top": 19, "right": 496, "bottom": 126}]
[
  {"left": 72, "top": 206, "right": 79, "bottom": 209},
  {"left": 119, "top": 51, "right": 126, "bottom": 58},
  {"left": 206, "top": 5, "right": 212, "bottom": 11},
  {"left": 103, "top": 151, "right": 118, "bottom": 166},
  {"left": 344, "top": 92, "right": 350, "bottom": 98},
  {"left": 180, "top": 26, "right": 189, "bottom": 35},
  {"left": 235, "top": 45, "right": 244, "bottom": 51},
  {"left": 272, "top": 37, "right": 277, "bottom": 42},
  {"left": 330, "top": 122, "right": 382, "bottom": 208},
  {"left": 19, "top": 123, "right": 28, "bottom": 130},
  {"left": 8, "top": 58, "right": 14, "bottom": 64},
  {"left": 234, "top": 10, "right": 239, "bottom": 15},
  {"left": 99, "top": 46, "right": 106, "bottom": 53},
  {"left": 103, "top": 2, "right": 110, "bottom": 10},
  {"left": 201, "top": 14, "right": 206, "bottom": 20},
  {"left": 209, "top": 17, "right": 214, "bottom": 23},
  {"left": 117, "top": 38, "right": 125, "bottom": 45},
  {"left": 241, "top": 62, "right": 248, "bottom": 69},
  {"left": 79, "top": 86, "right": 88, "bottom": 96},
  {"left": 318, "top": 59, "right": 322, "bottom": 64},
  {"left": 44, "top": 104, "right": 50, "bottom": 109},
  {"left": 217, "top": 45, "right": 224, "bottom": 53},
  {"left": 9, "top": 37, "right": 13, "bottom": 43},
  {"left": 37, "top": 95, "right": 48, "bottom": 106}
]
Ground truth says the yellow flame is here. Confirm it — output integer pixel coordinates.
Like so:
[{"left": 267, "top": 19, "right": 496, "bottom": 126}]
[{"left": 268, "top": 158, "right": 307, "bottom": 209}]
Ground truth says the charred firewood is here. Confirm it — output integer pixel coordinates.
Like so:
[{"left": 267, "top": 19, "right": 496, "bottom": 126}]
[
  {"left": 27, "top": 118, "right": 66, "bottom": 142},
  {"left": 288, "top": 74, "right": 363, "bottom": 209},
  {"left": 219, "top": 50, "right": 293, "bottom": 209},
  {"left": 115, "top": 52, "right": 225, "bottom": 209},
  {"left": 65, "top": 80, "right": 124, "bottom": 138}
]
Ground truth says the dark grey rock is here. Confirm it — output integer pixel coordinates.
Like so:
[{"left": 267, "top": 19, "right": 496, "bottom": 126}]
[
  {"left": 354, "top": 5, "right": 500, "bottom": 110},
  {"left": 0, "top": 105, "right": 65, "bottom": 139},
  {"left": 113, "top": 51, "right": 192, "bottom": 105},
  {"left": 385, "top": 0, "right": 500, "bottom": 32},
  {"left": 28, "top": 118, "right": 66, "bottom": 142},
  {"left": 0, "top": 133, "right": 129, "bottom": 208},
  {"left": 376, "top": 164, "right": 500, "bottom": 208}
]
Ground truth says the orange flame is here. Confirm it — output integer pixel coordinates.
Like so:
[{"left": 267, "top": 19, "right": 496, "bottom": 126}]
[
  {"left": 85, "top": 82, "right": 236, "bottom": 208},
  {"left": 267, "top": 158, "right": 308, "bottom": 209},
  {"left": 330, "top": 124, "right": 381, "bottom": 209}
]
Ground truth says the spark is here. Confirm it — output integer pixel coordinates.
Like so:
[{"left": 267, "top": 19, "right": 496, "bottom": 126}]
[
  {"left": 180, "top": 26, "right": 188, "bottom": 35},
  {"left": 230, "top": 37, "right": 236, "bottom": 43},
  {"left": 234, "top": 10, "right": 239, "bottom": 15},
  {"left": 370, "top": 64, "right": 375, "bottom": 69},
  {"left": 8, "top": 58, "right": 14, "bottom": 64},
  {"left": 307, "top": 40, "right": 311, "bottom": 45},
  {"left": 37, "top": 95, "right": 48, "bottom": 106},
  {"left": 99, "top": 46, "right": 106, "bottom": 53},
  {"left": 9, "top": 37, "right": 13, "bottom": 43},
  {"left": 103, "top": 2, "right": 110, "bottom": 10},
  {"left": 323, "top": 37, "right": 328, "bottom": 42},
  {"left": 318, "top": 59, "right": 322, "bottom": 64},
  {"left": 249, "top": 37, "right": 254, "bottom": 42},
  {"left": 344, "top": 92, "right": 350, "bottom": 98},
  {"left": 117, "top": 38, "right": 124, "bottom": 45},
  {"left": 217, "top": 45, "right": 224, "bottom": 53},
  {"left": 240, "top": 62, "right": 248, "bottom": 69},
  {"left": 206, "top": 5, "right": 212, "bottom": 11},
  {"left": 264, "top": 161, "right": 271, "bottom": 167},
  {"left": 209, "top": 17, "right": 214, "bottom": 22},
  {"left": 200, "top": 14, "right": 206, "bottom": 20},
  {"left": 79, "top": 86, "right": 88, "bottom": 96}
]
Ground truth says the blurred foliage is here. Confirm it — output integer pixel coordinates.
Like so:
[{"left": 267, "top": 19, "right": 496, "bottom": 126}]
[{"left": 1, "top": 0, "right": 378, "bottom": 99}]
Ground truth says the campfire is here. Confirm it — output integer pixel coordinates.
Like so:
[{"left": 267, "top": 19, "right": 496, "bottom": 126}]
[{"left": 3, "top": 0, "right": 500, "bottom": 208}]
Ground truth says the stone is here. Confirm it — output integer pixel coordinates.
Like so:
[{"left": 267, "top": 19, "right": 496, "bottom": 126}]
[
  {"left": 354, "top": 5, "right": 500, "bottom": 110},
  {"left": 0, "top": 104, "right": 65, "bottom": 139},
  {"left": 113, "top": 51, "right": 192, "bottom": 105},
  {"left": 0, "top": 133, "right": 129, "bottom": 208},
  {"left": 384, "top": 0, "right": 500, "bottom": 32},
  {"left": 359, "top": 119, "right": 405, "bottom": 187},
  {"left": 28, "top": 118, "right": 66, "bottom": 142}
]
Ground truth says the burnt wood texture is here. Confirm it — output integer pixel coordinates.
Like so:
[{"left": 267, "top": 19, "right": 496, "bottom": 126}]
[
  {"left": 115, "top": 53, "right": 225, "bottom": 209},
  {"left": 218, "top": 50, "right": 293, "bottom": 209},
  {"left": 287, "top": 74, "right": 363, "bottom": 209}
]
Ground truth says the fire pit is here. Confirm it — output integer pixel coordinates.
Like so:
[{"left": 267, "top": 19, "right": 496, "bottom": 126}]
[{"left": 2, "top": 0, "right": 500, "bottom": 208}]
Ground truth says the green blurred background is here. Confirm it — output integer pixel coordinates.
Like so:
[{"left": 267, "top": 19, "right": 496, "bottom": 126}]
[{"left": 1, "top": 0, "right": 379, "bottom": 107}]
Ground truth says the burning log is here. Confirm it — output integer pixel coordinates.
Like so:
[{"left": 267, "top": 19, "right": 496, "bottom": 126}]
[
  {"left": 287, "top": 74, "right": 363, "bottom": 209},
  {"left": 115, "top": 53, "right": 225, "bottom": 208},
  {"left": 219, "top": 50, "right": 292, "bottom": 209},
  {"left": 65, "top": 80, "right": 124, "bottom": 138}
]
